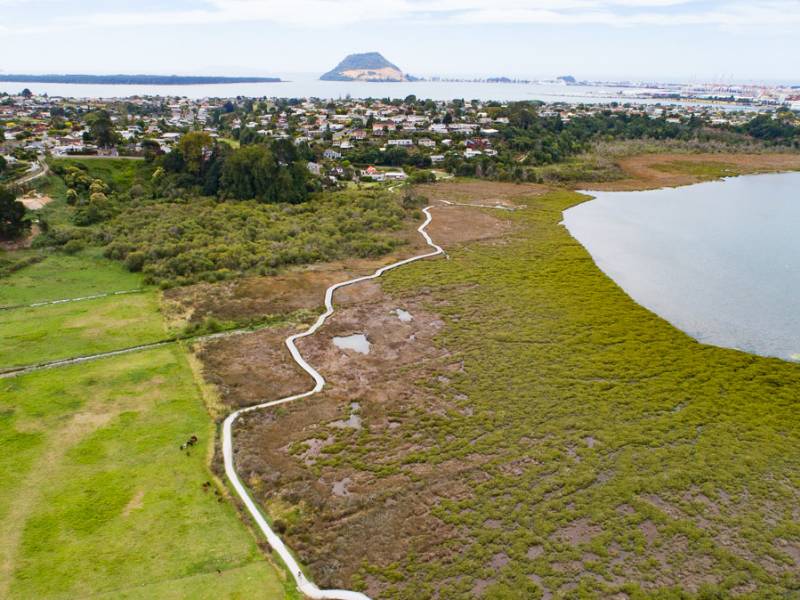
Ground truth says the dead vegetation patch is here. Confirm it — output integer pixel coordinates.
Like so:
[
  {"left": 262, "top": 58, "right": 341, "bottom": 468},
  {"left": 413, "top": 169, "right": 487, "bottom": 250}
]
[
  {"left": 195, "top": 325, "right": 309, "bottom": 411},
  {"left": 550, "top": 518, "right": 603, "bottom": 546},
  {"left": 583, "top": 152, "right": 800, "bottom": 191},
  {"left": 416, "top": 179, "right": 547, "bottom": 207}
]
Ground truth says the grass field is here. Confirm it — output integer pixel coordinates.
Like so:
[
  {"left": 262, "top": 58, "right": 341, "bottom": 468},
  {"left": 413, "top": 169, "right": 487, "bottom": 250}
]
[
  {"left": 0, "top": 249, "right": 144, "bottom": 307},
  {"left": 0, "top": 346, "right": 290, "bottom": 599},
  {"left": 0, "top": 250, "right": 293, "bottom": 598},
  {"left": 0, "top": 291, "right": 166, "bottom": 369}
]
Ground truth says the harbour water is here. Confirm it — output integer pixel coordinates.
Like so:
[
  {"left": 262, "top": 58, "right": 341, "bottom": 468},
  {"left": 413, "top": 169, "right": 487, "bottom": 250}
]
[{"left": 0, "top": 73, "right": 727, "bottom": 105}]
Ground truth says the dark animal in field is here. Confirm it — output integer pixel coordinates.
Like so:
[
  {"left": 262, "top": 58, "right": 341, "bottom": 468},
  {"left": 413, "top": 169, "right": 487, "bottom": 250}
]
[{"left": 180, "top": 434, "right": 199, "bottom": 450}]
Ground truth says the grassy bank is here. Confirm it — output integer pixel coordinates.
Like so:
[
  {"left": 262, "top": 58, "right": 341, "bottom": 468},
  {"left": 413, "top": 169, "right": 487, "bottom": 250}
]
[
  {"left": 48, "top": 157, "right": 149, "bottom": 191},
  {"left": 311, "top": 189, "right": 800, "bottom": 598}
]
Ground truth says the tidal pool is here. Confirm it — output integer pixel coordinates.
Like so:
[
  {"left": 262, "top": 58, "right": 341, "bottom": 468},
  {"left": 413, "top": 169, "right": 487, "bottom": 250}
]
[
  {"left": 332, "top": 333, "right": 371, "bottom": 355},
  {"left": 563, "top": 172, "right": 800, "bottom": 361},
  {"left": 394, "top": 308, "right": 413, "bottom": 322}
]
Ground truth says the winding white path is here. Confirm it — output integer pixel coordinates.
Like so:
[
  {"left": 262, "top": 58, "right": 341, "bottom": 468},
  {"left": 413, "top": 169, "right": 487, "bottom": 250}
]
[{"left": 221, "top": 207, "right": 444, "bottom": 600}]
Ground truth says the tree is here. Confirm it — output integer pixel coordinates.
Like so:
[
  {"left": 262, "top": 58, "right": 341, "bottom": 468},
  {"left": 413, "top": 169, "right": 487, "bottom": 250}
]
[
  {"left": 177, "top": 131, "right": 213, "bottom": 177},
  {"left": 20, "top": 88, "right": 33, "bottom": 98},
  {"left": 0, "top": 186, "right": 29, "bottom": 240},
  {"left": 141, "top": 139, "right": 162, "bottom": 162},
  {"left": 86, "top": 110, "right": 117, "bottom": 147},
  {"left": 220, "top": 145, "right": 276, "bottom": 201},
  {"left": 219, "top": 145, "right": 310, "bottom": 203},
  {"left": 202, "top": 142, "right": 233, "bottom": 196},
  {"left": 0, "top": 155, "right": 6, "bottom": 174}
]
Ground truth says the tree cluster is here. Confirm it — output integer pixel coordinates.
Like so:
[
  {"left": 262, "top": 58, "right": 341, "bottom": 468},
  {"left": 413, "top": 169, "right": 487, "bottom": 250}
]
[{"left": 155, "top": 133, "right": 316, "bottom": 202}]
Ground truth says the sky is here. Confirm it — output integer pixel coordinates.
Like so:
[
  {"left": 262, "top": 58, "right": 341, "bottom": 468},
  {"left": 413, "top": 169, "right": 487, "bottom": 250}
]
[{"left": 1, "top": 0, "right": 799, "bottom": 83}]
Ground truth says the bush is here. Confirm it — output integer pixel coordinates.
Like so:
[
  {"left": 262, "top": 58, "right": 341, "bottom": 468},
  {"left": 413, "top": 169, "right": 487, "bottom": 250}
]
[
  {"left": 124, "top": 251, "right": 146, "bottom": 272},
  {"left": 62, "top": 239, "right": 86, "bottom": 254},
  {"left": 272, "top": 519, "right": 287, "bottom": 534},
  {"left": 409, "top": 170, "right": 436, "bottom": 184},
  {"left": 97, "top": 189, "right": 410, "bottom": 286}
]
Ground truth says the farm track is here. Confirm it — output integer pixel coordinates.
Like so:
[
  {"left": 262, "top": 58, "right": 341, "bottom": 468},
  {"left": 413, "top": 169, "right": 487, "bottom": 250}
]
[{"left": 0, "top": 289, "right": 144, "bottom": 311}]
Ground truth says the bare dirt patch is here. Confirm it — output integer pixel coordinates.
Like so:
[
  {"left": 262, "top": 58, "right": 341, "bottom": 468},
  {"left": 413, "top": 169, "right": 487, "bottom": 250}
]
[
  {"left": 122, "top": 490, "right": 145, "bottom": 517},
  {"left": 427, "top": 205, "right": 511, "bottom": 248},
  {"left": 638, "top": 519, "right": 659, "bottom": 544},
  {"left": 19, "top": 192, "right": 53, "bottom": 211},
  {"left": 550, "top": 518, "right": 603, "bottom": 546},
  {"left": 583, "top": 152, "right": 800, "bottom": 191}
]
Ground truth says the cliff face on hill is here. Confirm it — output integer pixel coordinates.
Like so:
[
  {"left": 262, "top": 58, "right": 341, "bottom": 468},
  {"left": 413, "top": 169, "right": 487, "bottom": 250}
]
[{"left": 320, "top": 52, "right": 405, "bottom": 82}]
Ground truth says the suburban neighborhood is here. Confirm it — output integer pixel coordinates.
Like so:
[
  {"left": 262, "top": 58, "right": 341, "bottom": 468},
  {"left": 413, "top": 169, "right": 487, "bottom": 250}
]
[{"left": 2, "top": 88, "right": 799, "bottom": 188}]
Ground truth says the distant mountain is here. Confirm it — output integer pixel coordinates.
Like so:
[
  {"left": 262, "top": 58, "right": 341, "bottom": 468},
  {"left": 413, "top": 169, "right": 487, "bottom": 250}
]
[
  {"left": 557, "top": 75, "right": 577, "bottom": 84},
  {"left": 0, "top": 74, "right": 282, "bottom": 85},
  {"left": 320, "top": 52, "right": 405, "bottom": 82}
]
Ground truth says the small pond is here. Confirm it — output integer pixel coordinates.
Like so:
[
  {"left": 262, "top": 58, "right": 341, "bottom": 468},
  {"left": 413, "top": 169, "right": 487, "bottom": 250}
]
[{"left": 332, "top": 333, "right": 371, "bottom": 355}]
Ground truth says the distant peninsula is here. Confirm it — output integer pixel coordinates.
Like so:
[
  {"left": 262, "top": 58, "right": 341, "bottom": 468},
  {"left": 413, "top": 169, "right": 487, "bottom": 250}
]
[
  {"left": 320, "top": 52, "right": 405, "bottom": 82},
  {"left": 0, "top": 74, "right": 282, "bottom": 85}
]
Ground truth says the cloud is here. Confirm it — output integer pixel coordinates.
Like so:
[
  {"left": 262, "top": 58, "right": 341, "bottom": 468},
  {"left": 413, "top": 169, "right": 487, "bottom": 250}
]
[{"left": 6, "top": 0, "right": 800, "bottom": 33}]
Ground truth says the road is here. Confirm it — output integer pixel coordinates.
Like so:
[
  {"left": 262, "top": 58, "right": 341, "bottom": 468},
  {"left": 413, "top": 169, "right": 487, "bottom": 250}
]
[
  {"left": 221, "top": 206, "right": 444, "bottom": 600},
  {"left": 14, "top": 157, "right": 49, "bottom": 185}
]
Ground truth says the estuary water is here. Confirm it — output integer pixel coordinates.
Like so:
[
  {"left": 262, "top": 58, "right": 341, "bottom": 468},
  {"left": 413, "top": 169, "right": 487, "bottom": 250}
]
[{"left": 563, "top": 172, "right": 800, "bottom": 361}]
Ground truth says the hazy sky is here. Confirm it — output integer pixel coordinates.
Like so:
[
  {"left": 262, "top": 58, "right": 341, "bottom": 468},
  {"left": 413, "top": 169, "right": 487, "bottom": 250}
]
[{"left": 1, "top": 0, "right": 799, "bottom": 82}]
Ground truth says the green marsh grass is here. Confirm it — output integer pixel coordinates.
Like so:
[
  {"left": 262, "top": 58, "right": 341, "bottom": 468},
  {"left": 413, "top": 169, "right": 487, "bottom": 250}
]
[{"left": 326, "top": 189, "right": 800, "bottom": 598}]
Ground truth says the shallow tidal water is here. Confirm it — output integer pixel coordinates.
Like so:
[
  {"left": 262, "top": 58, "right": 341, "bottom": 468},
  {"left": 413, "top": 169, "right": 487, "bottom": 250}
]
[
  {"left": 563, "top": 172, "right": 800, "bottom": 361},
  {"left": 332, "top": 333, "right": 371, "bottom": 355}
]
